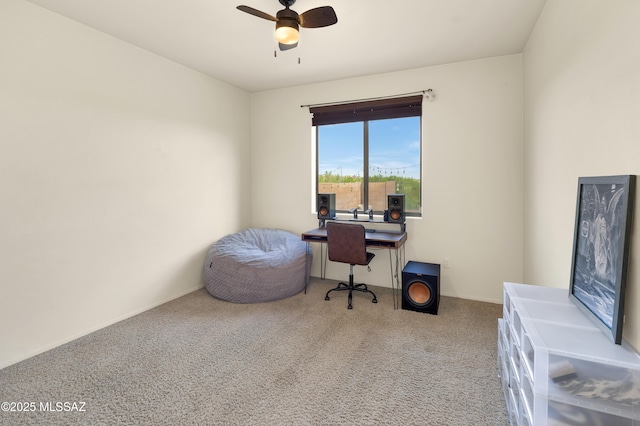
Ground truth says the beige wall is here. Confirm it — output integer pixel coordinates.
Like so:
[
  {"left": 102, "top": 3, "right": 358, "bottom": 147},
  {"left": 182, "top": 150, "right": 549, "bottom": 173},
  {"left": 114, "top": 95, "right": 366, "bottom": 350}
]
[
  {"left": 523, "top": 0, "right": 640, "bottom": 348},
  {"left": 250, "top": 55, "right": 525, "bottom": 304},
  {"left": 15, "top": 0, "right": 633, "bottom": 369},
  {"left": 0, "top": 0, "right": 251, "bottom": 368}
]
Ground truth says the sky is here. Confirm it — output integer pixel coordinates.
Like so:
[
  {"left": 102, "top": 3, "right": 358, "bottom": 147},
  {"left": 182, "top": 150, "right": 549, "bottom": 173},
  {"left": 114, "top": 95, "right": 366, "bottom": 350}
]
[{"left": 317, "top": 116, "right": 421, "bottom": 179}]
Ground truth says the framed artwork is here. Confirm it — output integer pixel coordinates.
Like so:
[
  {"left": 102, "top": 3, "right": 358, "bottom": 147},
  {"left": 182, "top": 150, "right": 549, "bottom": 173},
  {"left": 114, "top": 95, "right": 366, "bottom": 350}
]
[{"left": 569, "top": 175, "right": 635, "bottom": 344}]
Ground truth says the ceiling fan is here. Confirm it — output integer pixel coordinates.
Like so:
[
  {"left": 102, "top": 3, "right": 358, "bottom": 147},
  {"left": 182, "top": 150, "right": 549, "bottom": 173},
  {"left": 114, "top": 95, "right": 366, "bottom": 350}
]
[{"left": 237, "top": 0, "right": 337, "bottom": 51}]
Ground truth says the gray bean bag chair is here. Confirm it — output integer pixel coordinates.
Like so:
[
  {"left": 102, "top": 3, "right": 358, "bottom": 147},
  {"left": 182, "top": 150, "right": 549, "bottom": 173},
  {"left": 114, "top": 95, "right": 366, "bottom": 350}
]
[{"left": 204, "top": 228, "right": 313, "bottom": 303}]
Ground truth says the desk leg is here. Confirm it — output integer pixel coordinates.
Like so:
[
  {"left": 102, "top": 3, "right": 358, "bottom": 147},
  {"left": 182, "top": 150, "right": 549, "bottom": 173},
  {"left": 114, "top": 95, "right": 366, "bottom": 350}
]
[
  {"left": 304, "top": 242, "right": 310, "bottom": 294},
  {"left": 388, "top": 246, "right": 405, "bottom": 310},
  {"left": 320, "top": 243, "right": 325, "bottom": 279},
  {"left": 304, "top": 242, "right": 327, "bottom": 295}
]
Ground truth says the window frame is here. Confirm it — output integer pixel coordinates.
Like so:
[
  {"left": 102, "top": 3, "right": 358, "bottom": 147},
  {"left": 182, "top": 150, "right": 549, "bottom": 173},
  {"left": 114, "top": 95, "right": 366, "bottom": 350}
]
[{"left": 311, "top": 95, "right": 423, "bottom": 218}]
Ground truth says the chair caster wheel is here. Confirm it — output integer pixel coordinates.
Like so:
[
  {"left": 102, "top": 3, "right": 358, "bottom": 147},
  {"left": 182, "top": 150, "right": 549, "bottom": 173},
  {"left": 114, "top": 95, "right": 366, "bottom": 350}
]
[
  {"left": 372, "top": 299, "right": 377, "bottom": 304},
  {"left": 348, "top": 305, "right": 353, "bottom": 310},
  {"left": 325, "top": 296, "right": 330, "bottom": 301}
]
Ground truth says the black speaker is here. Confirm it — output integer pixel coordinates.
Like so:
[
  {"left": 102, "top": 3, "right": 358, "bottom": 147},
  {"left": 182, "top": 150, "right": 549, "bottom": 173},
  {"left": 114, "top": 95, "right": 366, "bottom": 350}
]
[
  {"left": 387, "top": 194, "right": 405, "bottom": 223},
  {"left": 317, "top": 193, "right": 336, "bottom": 220},
  {"left": 402, "top": 261, "right": 440, "bottom": 315}
]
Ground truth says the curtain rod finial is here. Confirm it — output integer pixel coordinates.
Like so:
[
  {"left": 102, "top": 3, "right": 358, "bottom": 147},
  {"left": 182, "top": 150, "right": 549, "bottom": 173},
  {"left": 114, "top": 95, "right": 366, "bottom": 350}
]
[{"left": 424, "top": 89, "right": 435, "bottom": 102}]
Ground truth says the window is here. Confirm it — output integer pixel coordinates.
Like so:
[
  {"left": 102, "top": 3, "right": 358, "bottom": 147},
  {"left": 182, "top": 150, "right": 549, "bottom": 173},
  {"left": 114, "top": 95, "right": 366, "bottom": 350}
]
[{"left": 311, "top": 95, "right": 422, "bottom": 217}]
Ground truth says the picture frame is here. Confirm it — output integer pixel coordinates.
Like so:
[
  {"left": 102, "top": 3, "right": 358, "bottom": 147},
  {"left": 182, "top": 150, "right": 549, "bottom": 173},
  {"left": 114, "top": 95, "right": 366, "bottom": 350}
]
[{"left": 569, "top": 175, "right": 635, "bottom": 345}]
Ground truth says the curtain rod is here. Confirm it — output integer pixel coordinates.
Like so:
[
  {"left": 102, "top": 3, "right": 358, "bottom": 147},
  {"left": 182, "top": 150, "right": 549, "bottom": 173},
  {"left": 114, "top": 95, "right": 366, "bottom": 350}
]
[{"left": 300, "top": 89, "right": 433, "bottom": 109}]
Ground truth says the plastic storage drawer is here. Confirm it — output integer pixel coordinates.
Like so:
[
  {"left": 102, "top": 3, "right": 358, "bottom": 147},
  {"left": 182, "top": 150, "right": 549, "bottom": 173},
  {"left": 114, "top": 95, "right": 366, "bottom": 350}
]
[
  {"left": 521, "top": 317, "right": 640, "bottom": 421},
  {"left": 503, "top": 282, "right": 573, "bottom": 306},
  {"left": 532, "top": 393, "right": 636, "bottom": 425},
  {"left": 510, "top": 297, "right": 596, "bottom": 333}
]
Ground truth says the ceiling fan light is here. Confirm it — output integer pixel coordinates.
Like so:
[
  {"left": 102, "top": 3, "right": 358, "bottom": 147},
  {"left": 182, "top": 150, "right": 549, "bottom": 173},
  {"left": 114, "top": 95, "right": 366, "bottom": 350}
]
[{"left": 275, "top": 20, "right": 299, "bottom": 44}]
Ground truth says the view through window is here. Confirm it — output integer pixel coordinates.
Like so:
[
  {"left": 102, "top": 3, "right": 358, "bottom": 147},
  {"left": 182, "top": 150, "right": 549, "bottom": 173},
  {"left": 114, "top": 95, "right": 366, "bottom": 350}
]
[{"left": 312, "top": 96, "right": 422, "bottom": 216}]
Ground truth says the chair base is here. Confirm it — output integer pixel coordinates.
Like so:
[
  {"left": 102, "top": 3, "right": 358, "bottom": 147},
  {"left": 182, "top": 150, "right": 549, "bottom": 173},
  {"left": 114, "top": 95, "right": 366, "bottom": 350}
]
[{"left": 324, "top": 275, "right": 377, "bottom": 310}]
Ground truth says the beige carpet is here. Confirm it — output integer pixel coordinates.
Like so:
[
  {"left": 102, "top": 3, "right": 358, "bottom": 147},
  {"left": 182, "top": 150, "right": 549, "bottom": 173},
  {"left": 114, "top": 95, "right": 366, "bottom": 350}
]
[{"left": 0, "top": 278, "right": 508, "bottom": 425}]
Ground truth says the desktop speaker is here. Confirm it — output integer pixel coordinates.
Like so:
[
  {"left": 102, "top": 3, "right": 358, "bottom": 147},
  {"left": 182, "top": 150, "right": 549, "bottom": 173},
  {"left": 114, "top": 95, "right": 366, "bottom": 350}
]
[
  {"left": 402, "top": 261, "right": 440, "bottom": 315},
  {"left": 317, "top": 193, "right": 336, "bottom": 220},
  {"left": 387, "top": 194, "right": 405, "bottom": 223}
]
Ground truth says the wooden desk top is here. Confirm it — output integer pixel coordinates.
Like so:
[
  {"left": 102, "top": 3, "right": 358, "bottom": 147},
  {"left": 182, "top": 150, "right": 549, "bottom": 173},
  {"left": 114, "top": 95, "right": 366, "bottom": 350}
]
[{"left": 301, "top": 227, "right": 407, "bottom": 249}]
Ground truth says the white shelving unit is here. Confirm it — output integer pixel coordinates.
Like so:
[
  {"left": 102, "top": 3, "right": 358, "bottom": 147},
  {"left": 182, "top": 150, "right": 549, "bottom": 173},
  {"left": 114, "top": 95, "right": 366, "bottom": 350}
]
[{"left": 498, "top": 282, "right": 640, "bottom": 425}]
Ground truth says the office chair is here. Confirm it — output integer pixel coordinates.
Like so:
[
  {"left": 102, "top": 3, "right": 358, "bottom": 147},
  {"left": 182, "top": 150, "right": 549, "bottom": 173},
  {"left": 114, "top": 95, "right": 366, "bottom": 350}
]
[{"left": 324, "top": 222, "right": 377, "bottom": 309}]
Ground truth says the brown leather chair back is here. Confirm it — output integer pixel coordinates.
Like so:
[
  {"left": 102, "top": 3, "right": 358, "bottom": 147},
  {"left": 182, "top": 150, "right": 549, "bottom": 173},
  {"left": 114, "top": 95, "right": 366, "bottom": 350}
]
[{"left": 326, "top": 222, "right": 368, "bottom": 266}]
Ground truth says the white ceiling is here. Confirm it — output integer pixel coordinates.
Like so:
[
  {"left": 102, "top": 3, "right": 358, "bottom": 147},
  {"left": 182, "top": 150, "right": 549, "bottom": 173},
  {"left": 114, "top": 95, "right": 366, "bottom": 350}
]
[{"left": 25, "top": 0, "right": 547, "bottom": 93}]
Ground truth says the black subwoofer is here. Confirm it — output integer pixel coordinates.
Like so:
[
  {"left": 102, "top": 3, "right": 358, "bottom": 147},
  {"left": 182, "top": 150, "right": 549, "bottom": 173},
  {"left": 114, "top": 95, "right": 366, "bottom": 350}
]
[
  {"left": 317, "top": 193, "right": 336, "bottom": 220},
  {"left": 402, "top": 261, "right": 440, "bottom": 315}
]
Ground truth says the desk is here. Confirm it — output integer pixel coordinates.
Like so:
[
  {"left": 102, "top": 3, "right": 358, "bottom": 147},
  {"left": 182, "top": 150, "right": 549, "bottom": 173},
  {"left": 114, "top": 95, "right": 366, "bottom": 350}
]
[{"left": 301, "top": 227, "right": 407, "bottom": 309}]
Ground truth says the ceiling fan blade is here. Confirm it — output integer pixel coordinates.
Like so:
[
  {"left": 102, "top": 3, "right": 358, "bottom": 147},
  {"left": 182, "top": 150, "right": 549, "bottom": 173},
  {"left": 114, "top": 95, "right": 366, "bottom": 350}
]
[
  {"left": 237, "top": 5, "right": 277, "bottom": 22},
  {"left": 299, "top": 6, "right": 337, "bottom": 28},
  {"left": 279, "top": 42, "right": 298, "bottom": 51}
]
